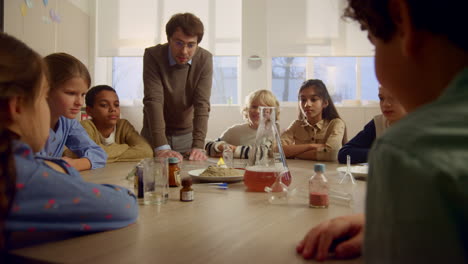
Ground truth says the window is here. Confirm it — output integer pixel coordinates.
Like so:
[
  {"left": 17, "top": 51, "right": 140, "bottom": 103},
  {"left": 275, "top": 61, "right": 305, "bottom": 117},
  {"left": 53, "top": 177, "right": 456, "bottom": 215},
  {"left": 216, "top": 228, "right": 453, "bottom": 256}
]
[
  {"left": 360, "top": 57, "right": 379, "bottom": 101},
  {"left": 112, "top": 57, "right": 143, "bottom": 103},
  {"left": 271, "top": 57, "right": 379, "bottom": 103},
  {"left": 272, "top": 57, "right": 306, "bottom": 102},
  {"left": 212, "top": 56, "right": 239, "bottom": 105},
  {"left": 312, "top": 57, "right": 357, "bottom": 103},
  {"left": 100, "top": 0, "right": 242, "bottom": 105},
  {"left": 112, "top": 56, "right": 239, "bottom": 105}
]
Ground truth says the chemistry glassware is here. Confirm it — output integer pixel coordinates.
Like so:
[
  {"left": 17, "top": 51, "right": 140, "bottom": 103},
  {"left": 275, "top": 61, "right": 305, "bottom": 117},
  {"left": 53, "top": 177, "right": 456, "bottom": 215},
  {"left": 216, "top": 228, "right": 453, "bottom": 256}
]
[
  {"left": 222, "top": 143, "right": 234, "bottom": 168},
  {"left": 264, "top": 170, "right": 294, "bottom": 204},
  {"left": 244, "top": 106, "right": 291, "bottom": 192},
  {"left": 340, "top": 155, "right": 356, "bottom": 185},
  {"left": 331, "top": 155, "right": 357, "bottom": 209},
  {"left": 309, "top": 164, "right": 329, "bottom": 208}
]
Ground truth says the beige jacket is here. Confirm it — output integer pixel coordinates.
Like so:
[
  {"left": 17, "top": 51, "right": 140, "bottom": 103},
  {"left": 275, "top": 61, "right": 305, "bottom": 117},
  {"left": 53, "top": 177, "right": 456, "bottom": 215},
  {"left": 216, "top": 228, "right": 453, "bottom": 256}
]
[
  {"left": 280, "top": 118, "right": 346, "bottom": 161},
  {"left": 80, "top": 119, "right": 153, "bottom": 163}
]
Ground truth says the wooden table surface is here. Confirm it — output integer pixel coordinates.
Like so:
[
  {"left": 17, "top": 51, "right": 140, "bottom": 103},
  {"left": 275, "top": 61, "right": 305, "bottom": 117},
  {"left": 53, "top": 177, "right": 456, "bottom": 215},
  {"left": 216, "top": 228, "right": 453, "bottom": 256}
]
[{"left": 9, "top": 159, "right": 366, "bottom": 264}]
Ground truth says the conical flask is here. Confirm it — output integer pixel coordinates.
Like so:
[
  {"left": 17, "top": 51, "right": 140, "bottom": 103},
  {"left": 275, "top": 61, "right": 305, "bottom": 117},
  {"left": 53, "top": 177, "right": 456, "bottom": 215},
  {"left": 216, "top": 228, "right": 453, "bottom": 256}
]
[{"left": 244, "top": 107, "right": 292, "bottom": 192}]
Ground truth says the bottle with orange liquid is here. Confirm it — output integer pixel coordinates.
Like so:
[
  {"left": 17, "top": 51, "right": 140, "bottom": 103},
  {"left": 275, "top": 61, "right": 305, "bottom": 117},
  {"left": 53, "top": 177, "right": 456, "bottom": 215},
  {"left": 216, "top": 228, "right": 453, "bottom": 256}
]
[
  {"left": 309, "top": 164, "right": 329, "bottom": 208},
  {"left": 168, "top": 157, "right": 181, "bottom": 187},
  {"left": 244, "top": 106, "right": 291, "bottom": 192}
]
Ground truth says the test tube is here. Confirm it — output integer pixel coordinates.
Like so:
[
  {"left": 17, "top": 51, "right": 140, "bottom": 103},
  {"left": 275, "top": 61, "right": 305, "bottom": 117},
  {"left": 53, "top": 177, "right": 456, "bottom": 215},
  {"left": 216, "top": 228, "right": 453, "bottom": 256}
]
[{"left": 329, "top": 188, "right": 354, "bottom": 207}]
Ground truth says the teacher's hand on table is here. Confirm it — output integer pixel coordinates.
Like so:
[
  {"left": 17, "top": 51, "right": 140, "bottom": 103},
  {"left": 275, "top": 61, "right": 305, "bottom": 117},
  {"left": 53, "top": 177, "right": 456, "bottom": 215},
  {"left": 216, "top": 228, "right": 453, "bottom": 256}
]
[
  {"left": 155, "top": 149, "right": 184, "bottom": 161},
  {"left": 296, "top": 214, "right": 364, "bottom": 261},
  {"left": 187, "top": 148, "right": 207, "bottom": 161}
]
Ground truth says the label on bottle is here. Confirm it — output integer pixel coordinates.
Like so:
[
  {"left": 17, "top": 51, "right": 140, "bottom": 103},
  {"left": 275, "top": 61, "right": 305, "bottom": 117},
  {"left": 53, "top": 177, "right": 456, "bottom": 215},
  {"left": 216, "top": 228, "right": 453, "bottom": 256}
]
[
  {"left": 169, "top": 166, "right": 181, "bottom": 187},
  {"left": 175, "top": 171, "right": 181, "bottom": 186},
  {"left": 181, "top": 190, "right": 194, "bottom": 201}
]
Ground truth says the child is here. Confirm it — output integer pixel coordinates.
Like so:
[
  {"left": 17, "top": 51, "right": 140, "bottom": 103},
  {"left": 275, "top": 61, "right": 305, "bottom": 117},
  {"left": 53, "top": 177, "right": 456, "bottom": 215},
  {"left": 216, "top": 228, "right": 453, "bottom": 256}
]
[
  {"left": 337, "top": 86, "right": 406, "bottom": 164},
  {"left": 78, "top": 85, "right": 153, "bottom": 162},
  {"left": 281, "top": 79, "right": 346, "bottom": 161},
  {"left": 38, "top": 53, "right": 107, "bottom": 171},
  {"left": 297, "top": 0, "right": 468, "bottom": 262},
  {"left": 205, "top": 90, "right": 280, "bottom": 159},
  {"left": 0, "top": 33, "right": 137, "bottom": 237}
]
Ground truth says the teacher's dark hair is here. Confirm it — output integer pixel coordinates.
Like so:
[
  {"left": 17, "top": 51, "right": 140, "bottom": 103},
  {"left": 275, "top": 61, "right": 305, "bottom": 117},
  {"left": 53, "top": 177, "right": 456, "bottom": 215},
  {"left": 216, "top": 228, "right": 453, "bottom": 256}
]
[{"left": 166, "top": 13, "right": 205, "bottom": 44}]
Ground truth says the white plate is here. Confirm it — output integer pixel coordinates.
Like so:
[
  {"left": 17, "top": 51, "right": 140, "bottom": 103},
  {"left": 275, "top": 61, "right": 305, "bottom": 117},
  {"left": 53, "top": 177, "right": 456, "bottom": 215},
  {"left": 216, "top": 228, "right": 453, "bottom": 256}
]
[
  {"left": 188, "top": 168, "right": 245, "bottom": 182},
  {"left": 336, "top": 165, "right": 369, "bottom": 179}
]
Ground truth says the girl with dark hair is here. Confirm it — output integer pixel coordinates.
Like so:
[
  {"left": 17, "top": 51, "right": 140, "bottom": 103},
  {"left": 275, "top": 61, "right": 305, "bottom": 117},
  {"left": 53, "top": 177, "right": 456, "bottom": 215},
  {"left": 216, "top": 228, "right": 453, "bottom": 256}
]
[
  {"left": 281, "top": 79, "right": 346, "bottom": 161},
  {"left": 0, "top": 33, "right": 137, "bottom": 247},
  {"left": 0, "top": 31, "right": 44, "bottom": 254}
]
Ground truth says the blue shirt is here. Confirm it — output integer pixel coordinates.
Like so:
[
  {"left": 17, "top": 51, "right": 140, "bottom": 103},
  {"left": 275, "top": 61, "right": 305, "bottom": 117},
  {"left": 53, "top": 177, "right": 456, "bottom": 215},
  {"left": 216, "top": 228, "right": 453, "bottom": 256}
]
[
  {"left": 337, "top": 119, "right": 376, "bottom": 164},
  {"left": 38, "top": 116, "right": 107, "bottom": 169},
  {"left": 6, "top": 140, "right": 138, "bottom": 231},
  {"left": 168, "top": 45, "right": 192, "bottom": 66},
  {"left": 365, "top": 68, "right": 468, "bottom": 263}
]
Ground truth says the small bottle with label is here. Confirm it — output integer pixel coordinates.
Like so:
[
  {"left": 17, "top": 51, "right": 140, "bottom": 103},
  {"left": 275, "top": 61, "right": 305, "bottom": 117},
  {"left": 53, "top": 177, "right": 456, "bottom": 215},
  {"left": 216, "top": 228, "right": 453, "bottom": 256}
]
[
  {"left": 309, "top": 164, "right": 329, "bottom": 208},
  {"left": 168, "top": 157, "right": 181, "bottom": 187},
  {"left": 180, "top": 177, "right": 194, "bottom": 202}
]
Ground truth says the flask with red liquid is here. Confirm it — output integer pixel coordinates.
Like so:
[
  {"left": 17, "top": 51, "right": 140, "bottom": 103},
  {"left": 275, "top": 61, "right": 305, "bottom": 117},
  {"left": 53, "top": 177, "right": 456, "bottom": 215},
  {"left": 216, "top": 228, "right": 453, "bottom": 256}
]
[
  {"left": 309, "top": 164, "right": 329, "bottom": 208},
  {"left": 244, "top": 106, "right": 291, "bottom": 192}
]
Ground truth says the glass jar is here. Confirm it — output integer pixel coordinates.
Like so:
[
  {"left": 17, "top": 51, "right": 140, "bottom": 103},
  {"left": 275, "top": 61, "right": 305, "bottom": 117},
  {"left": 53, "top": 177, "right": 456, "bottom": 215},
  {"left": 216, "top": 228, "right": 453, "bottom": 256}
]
[
  {"left": 168, "top": 157, "right": 181, "bottom": 187},
  {"left": 180, "top": 177, "right": 194, "bottom": 202}
]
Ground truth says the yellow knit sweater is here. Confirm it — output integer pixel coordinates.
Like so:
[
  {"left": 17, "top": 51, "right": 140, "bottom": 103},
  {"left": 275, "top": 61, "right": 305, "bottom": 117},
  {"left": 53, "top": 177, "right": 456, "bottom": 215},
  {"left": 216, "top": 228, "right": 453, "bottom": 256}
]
[{"left": 79, "top": 119, "right": 153, "bottom": 163}]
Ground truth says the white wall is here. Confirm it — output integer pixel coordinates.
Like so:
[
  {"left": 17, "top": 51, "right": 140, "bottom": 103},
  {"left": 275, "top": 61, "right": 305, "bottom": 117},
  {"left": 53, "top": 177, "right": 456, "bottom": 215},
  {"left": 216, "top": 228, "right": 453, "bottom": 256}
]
[
  {"left": 241, "top": 0, "right": 270, "bottom": 95},
  {"left": 4, "top": 0, "right": 90, "bottom": 67}
]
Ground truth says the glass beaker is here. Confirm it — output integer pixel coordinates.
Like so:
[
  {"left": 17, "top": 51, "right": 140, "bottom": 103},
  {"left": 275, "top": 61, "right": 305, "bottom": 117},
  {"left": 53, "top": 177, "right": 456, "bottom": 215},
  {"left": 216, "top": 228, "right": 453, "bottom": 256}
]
[
  {"left": 332, "top": 155, "right": 357, "bottom": 209},
  {"left": 244, "top": 106, "right": 292, "bottom": 192},
  {"left": 222, "top": 143, "right": 234, "bottom": 168},
  {"left": 142, "top": 157, "right": 169, "bottom": 205}
]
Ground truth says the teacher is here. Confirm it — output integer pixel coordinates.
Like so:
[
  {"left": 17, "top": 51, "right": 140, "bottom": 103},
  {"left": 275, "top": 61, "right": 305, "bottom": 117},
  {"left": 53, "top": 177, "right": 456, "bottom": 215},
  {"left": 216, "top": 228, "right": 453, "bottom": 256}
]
[{"left": 141, "top": 13, "right": 213, "bottom": 161}]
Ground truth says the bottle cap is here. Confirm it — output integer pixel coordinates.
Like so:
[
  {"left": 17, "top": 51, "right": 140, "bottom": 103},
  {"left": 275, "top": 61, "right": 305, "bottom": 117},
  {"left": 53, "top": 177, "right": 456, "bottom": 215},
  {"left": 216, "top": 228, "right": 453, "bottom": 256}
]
[
  {"left": 168, "top": 157, "right": 179, "bottom": 163},
  {"left": 181, "top": 177, "right": 192, "bottom": 187},
  {"left": 314, "top": 163, "right": 325, "bottom": 172}
]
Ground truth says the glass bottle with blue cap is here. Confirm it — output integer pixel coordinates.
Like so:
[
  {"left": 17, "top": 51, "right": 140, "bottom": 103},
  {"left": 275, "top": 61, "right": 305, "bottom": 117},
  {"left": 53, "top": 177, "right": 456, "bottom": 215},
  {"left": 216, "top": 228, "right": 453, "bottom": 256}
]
[
  {"left": 309, "top": 164, "right": 329, "bottom": 208},
  {"left": 168, "top": 157, "right": 181, "bottom": 187}
]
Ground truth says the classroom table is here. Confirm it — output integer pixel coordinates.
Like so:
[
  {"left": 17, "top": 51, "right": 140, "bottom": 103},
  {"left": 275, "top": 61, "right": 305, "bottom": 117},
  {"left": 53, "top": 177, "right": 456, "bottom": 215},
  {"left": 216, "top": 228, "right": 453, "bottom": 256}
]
[{"left": 8, "top": 159, "right": 366, "bottom": 264}]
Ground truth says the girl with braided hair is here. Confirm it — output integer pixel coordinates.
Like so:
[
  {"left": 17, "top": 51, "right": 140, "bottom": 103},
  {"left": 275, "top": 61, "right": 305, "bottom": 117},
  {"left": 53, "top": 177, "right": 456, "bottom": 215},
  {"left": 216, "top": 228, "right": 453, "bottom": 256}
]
[{"left": 0, "top": 33, "right": 138, "bottom": 251}]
